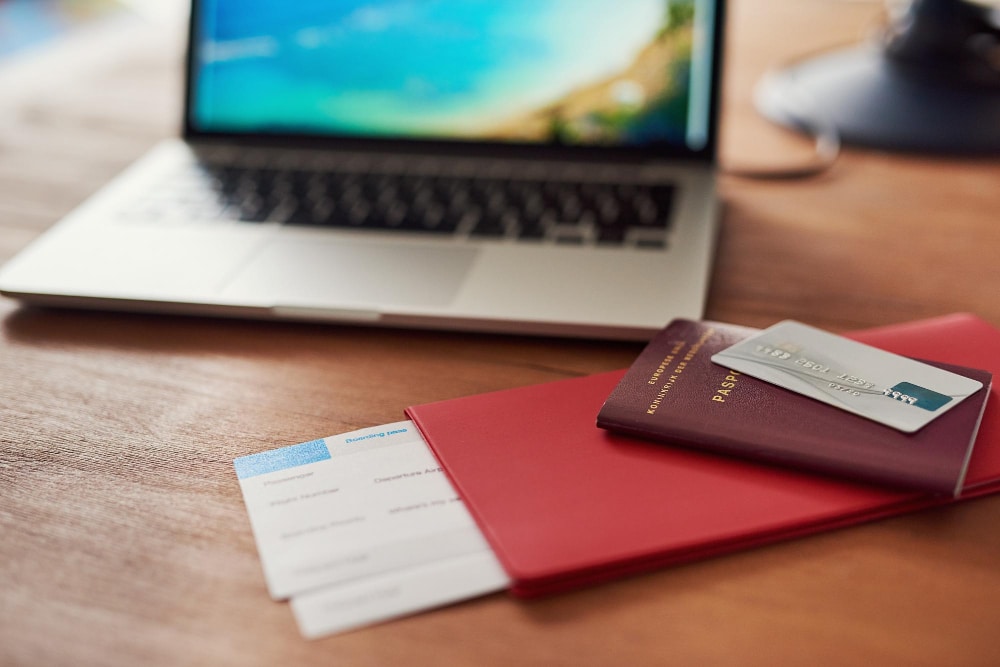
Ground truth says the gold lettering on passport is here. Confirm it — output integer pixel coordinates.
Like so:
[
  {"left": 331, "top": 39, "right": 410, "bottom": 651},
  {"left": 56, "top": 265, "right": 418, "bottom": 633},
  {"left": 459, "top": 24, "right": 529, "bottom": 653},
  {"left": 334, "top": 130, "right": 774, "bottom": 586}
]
[
  {"left": 712, "top": 370, "right": 741, "bottom": 403},
  {"left": 646, "top": 328, "right": 716, "bottom": 415},
  {"left": 647, "top": 341, "right": 685, "bottom": 385}
]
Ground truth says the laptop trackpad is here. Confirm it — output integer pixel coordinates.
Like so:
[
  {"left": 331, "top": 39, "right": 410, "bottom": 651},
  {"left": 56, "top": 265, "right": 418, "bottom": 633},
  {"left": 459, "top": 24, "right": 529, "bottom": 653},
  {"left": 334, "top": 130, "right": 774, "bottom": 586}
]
[{"left": 221, "top": 238, "right": 478, "bottom": 308}]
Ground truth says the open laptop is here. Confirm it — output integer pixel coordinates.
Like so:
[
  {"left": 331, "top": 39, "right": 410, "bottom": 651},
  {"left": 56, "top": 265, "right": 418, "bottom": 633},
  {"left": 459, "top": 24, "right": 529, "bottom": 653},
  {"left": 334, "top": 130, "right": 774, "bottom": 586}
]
[{"left": 0, "top": 0, "right": 726, "bottom": 341}]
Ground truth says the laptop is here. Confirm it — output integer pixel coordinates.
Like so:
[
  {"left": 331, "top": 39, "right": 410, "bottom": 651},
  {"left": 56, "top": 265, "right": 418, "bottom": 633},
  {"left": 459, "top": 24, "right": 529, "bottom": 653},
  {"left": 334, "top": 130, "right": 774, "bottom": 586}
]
[{"left": 0, "top": 0, "right": 726, "bottom": 341}]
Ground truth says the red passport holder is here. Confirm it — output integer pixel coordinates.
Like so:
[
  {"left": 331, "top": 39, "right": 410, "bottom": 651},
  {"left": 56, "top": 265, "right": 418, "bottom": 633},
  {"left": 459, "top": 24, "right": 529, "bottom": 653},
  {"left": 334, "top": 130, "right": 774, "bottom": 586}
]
[{"left": 406, "top": 313, "right": 1000, "bottom": 597}]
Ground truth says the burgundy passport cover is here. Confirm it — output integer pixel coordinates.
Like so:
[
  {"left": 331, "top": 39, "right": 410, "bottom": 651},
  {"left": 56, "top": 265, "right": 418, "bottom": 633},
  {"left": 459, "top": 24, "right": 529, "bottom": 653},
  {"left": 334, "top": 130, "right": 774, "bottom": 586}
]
[
  {"left": 596, "top": 319, "right": 991, "bottom": 495},
  {"left": 405, "top": 314, "right": 1000, "bottom": 597}
]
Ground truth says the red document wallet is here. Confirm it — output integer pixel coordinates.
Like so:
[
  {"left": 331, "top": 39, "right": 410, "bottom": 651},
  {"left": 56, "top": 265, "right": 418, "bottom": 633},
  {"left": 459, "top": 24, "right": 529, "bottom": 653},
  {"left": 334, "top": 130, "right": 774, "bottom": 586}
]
[{"left": 405, "top": 314, "right": 1000, "bottom": 597}]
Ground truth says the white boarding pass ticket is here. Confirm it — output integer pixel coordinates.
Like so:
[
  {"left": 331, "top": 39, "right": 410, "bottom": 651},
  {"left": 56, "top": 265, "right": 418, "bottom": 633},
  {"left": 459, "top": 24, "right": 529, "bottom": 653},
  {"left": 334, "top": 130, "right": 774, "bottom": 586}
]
[
  {"left": 234, "top": 421, "right": 508, "bottom": 637},
  {"left": 291, "top": 550, "right": 509, "bottom": 639}
]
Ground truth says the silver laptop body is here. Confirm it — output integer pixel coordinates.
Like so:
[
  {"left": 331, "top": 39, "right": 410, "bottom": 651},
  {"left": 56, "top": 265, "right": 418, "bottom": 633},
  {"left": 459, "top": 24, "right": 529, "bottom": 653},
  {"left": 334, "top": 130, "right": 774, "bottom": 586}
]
[{"left": 0, "top": 0, "right": 725, "bottom": 341}]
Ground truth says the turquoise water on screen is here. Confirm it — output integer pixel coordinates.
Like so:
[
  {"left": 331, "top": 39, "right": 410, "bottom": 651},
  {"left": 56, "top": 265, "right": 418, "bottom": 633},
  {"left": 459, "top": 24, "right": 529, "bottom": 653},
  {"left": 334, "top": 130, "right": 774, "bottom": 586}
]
[{"left": 194, "top": 0, "right": 684, "bottom": 143}]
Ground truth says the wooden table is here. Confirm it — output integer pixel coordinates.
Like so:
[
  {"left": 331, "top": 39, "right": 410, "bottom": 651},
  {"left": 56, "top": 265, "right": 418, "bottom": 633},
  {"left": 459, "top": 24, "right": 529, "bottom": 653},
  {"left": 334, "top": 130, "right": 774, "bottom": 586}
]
[{"left": 2, "top": 2, "right": 999, "bottom": 665}]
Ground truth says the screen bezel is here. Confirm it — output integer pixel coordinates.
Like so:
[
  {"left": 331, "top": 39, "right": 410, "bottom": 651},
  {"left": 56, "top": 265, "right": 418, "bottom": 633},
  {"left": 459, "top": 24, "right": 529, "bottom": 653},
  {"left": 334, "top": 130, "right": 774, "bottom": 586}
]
[{"left": 182, "top": 0, "right": 726, "bottom": 165}]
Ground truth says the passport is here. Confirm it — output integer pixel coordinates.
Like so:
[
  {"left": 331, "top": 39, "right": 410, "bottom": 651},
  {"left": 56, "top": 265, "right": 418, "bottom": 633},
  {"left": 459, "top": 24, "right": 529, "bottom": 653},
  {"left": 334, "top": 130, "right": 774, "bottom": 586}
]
[{"left": 597, "top": 319, "right": 992, "bottom": 496}]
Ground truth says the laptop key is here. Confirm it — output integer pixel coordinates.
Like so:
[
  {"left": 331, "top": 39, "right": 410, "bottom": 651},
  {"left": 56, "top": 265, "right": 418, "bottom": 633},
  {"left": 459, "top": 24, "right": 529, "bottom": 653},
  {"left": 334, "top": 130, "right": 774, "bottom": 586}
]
[
  {"left": 649, "top": 185, "right": 676, "bottom": 224},
  {"left": 406, "top": 202, "right": 455, "bottom": 234},
  {"left": 469, "top": 211, "right": 509, "bottom": 238},
  {"left": 596, "top": 227, "right": 627, "bottom": 245}
]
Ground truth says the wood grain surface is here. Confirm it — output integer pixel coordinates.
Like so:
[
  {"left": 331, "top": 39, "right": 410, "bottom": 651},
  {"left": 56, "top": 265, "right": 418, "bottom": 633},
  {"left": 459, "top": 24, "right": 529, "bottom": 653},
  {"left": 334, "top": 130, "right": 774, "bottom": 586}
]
[{"left": 2, "top": 2, "right": 999, "bottom": 666}]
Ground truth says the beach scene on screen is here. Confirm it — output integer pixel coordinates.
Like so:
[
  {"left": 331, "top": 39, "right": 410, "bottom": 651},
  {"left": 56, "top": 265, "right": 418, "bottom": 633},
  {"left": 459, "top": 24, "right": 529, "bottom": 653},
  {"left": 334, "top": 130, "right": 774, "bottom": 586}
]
[{"left": 194, "top": 0, "right": 697, "bottom": 146}]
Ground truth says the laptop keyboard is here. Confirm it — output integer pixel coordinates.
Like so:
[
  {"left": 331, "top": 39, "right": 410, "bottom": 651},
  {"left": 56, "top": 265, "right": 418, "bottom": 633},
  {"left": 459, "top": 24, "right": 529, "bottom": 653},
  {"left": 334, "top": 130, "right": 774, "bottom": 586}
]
[{"left": 128, "top": 161, "right": 676, "bottom": 249}]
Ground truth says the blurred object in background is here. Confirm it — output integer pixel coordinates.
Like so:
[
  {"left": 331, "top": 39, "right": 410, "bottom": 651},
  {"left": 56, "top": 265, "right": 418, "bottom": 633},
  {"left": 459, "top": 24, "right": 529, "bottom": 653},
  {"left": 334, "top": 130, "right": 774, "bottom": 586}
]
[
  {"left": 0, "top": 0, "right": 121, "bottom": 57},
  {"left": 756, "top": 0, "right": 1000, "bottom": 154}
]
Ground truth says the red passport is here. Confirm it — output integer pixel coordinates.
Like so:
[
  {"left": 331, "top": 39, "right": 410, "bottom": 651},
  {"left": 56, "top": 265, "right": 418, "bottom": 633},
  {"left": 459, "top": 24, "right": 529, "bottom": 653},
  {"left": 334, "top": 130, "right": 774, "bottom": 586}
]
[
  {"left": 596, "top": 319, "right": 991, "bottom": 496},
  {"left": 405, "top": 313, "right": 1000, "bottom": 597}
]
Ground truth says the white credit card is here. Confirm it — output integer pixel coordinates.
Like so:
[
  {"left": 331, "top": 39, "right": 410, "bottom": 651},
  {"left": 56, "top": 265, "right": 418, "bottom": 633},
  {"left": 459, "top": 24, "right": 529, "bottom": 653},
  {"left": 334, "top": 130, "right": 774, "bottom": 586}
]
[
  {"left": 711, "top": 320, "right": 984, "bottom": 433},
  {"left": 234, "top": 421, "right": 508, "bottom": 638}
]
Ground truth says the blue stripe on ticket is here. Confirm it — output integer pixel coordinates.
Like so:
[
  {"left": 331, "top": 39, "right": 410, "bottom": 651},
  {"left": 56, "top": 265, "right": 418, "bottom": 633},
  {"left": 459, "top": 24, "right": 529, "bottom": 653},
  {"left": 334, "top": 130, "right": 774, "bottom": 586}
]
[{"left": 234, "top": 439, "right": 330, "bottom": 479}]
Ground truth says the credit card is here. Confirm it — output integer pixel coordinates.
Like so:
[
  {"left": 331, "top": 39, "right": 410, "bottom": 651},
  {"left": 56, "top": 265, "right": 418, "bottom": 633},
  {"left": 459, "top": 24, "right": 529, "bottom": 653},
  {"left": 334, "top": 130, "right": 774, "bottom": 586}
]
[{"left": 711, "top": 320, "right": 984, "bottom": 433}]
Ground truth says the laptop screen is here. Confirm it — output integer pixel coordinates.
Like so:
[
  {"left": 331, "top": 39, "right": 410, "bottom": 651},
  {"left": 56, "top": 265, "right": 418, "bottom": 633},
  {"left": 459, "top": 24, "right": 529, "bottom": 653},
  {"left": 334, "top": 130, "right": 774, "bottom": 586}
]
[{"left": 186, "top": 0, "right": 723, "bottom": 160}]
